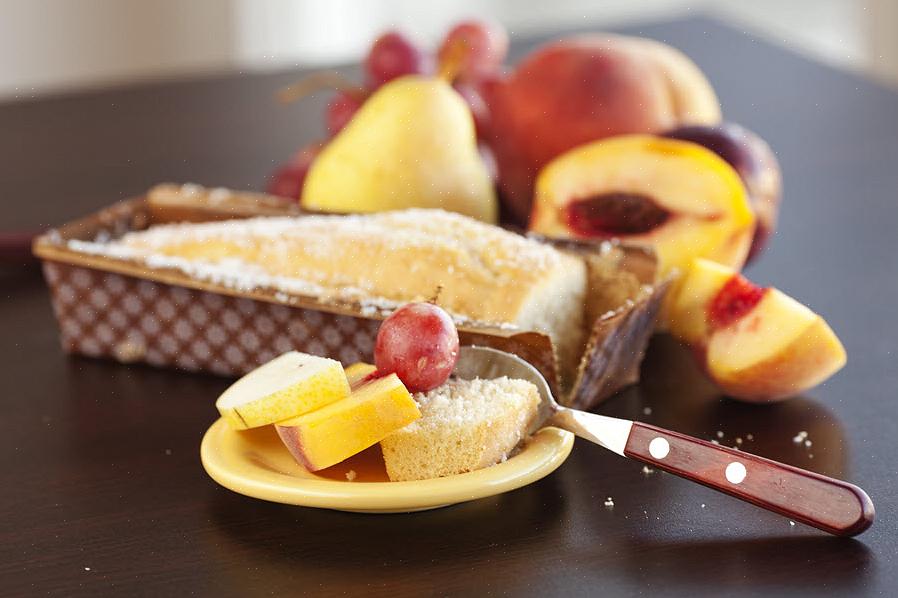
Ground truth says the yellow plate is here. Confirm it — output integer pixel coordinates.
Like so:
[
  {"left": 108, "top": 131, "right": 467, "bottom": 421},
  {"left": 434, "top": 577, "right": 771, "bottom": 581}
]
[{"left": 200, "top": 418, "right": 574, "bottom": 513}]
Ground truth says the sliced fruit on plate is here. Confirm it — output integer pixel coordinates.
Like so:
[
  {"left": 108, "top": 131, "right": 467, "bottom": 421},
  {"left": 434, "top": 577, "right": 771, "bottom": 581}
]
[
  {"left": 668, "top": 259, "right": 847, "bottom": 402},
  {"left": 530, "top": 134, "right": 756, "bottom": 278},
  {"left": 216, "top": 351, "right": 350, "bottom": 430},
  {"left": 276, "top": 373, "right": 421, "bottom": 471},
  {"left": 344, "top": 362, "right": 378, "bottom": 389}
]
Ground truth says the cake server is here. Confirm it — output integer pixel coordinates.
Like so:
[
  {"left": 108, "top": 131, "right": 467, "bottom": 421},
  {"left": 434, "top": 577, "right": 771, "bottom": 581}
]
[{"left": 456, "top": 346, "right": 874, "bottom": 537}]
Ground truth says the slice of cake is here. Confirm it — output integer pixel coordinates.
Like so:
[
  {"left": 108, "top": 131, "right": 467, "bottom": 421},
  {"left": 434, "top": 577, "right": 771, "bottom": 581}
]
[{"left": 380, "top": 377, "right": 541, "bottom": 481}]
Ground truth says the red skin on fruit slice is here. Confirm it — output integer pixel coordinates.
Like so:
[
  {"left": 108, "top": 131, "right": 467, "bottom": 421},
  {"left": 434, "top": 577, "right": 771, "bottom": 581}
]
[{"left": 708, "top": 274, "right": 768, "bottom": 330}]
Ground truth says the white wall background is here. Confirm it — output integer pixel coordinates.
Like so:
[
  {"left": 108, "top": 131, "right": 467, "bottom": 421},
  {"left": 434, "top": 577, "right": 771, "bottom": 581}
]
[{"left": 0, "top": 0, "right": 891, "bottom": 101}]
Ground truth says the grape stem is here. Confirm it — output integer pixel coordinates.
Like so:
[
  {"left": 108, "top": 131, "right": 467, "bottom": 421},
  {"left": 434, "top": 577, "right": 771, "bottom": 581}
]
[
  {"left": 277, "top": 71, "right": 368, "bottom": 104},
  {"left": 429, "top": 285, "right": 444, "bottom": 305}
]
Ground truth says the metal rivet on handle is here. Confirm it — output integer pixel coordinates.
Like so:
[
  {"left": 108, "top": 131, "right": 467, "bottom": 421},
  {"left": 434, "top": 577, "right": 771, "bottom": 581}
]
[
  {"left": 726, "top": 461, "right": 747, "bottom": 484},
  {"left": 649, "top": 437, "right": 670, "bottom": 459}
]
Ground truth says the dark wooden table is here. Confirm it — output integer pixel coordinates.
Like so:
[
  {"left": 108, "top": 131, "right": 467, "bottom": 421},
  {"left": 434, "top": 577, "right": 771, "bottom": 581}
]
[{"left": 2, "top": 15, "right": 897, "bottom": 597}]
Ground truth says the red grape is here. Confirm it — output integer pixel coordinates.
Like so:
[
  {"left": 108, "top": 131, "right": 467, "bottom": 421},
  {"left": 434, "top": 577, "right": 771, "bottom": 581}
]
[
  {"left": 364, "top": 31, "right": 428, "bottom": 87},
  {"left": 374, "top": 302, "right": 459, "bottom": 393},
  {"left": 438, "top": 20, "right": 508, "bottom": 80},
  {"left": 326, "top": 91, "right": 363, "bottom": 137},
  {"left": 266, "top": 143, "right": 322, "bottom": 200}
]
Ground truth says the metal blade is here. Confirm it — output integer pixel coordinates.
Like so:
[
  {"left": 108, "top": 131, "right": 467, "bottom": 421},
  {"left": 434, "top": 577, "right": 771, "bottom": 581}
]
[
  {"left": 455, "top": 346, "right": 633, "bottom": 455},
  {"left": 548, "top": 408, "right": 632, "bottom": 457}
]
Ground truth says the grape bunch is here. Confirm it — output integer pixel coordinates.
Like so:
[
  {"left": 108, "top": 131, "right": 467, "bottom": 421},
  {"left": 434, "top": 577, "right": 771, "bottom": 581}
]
[{"left": 267, "top": 20, "right": 508, "bottom": 199}]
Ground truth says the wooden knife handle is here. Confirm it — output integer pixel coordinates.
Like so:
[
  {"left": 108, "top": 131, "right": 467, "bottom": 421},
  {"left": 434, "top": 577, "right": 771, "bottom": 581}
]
[{"left": 624, "top": 422, "right": 874, "bottom": 536}]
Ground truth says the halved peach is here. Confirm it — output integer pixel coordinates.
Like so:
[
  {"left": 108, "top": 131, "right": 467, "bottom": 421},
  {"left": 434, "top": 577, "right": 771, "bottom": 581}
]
[
  {"left": 482, "top": 35, "right": 721, "bottom": 224},
  {"left": 664, "top": 123, "right": 782, "bottom": 262},
  {"left": 668, "top": 259, "right": 847, "bottom": 402},
  {"left": 530, "top": 135, "right": 756, "bottom": 279}
]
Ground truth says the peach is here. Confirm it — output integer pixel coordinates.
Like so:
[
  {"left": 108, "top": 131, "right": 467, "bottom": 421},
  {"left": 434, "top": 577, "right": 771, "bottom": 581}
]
[
  {"left": 344, "top": 362, "right": 377, "bottom": 389},
  {"left": 276, "top": 373, "right": 420, "bottom": 471},
  {"left": 664, "top": 123, "right": 781, "bottom": 261},
  {"left": 530, "top": 135, "right": 755, "bottom": 278},
  {"left": 482, "top": 35, "right": 721, "bottom": 225},
  {"left": 668, "top": 259, "right": 847, "bottom": 402}
]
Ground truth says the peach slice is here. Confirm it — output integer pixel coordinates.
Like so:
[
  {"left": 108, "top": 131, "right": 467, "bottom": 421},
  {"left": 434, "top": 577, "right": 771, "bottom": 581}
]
[
  {"left": 668, "top": 259, "right": 847, "bottom": 401},
  {"left": 530, "top": 135, "right": 756, "bottom": 278},
  {"left": 667, "top": 258, "right": 734, "bottom": 344},
  {"left": 276, "top": 373, "right": 420, "bottom": 471},
  {"left": 344, "top": 362, "right": 377, "bottom": 389}
]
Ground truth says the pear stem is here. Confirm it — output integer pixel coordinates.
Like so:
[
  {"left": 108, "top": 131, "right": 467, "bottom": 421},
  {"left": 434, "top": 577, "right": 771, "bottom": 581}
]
[
  {"left": 277, "top": 72, "right": 368, "bottom": 104},
  {"left": 437, "top": 38, "right": 468, "bottom": 83}
]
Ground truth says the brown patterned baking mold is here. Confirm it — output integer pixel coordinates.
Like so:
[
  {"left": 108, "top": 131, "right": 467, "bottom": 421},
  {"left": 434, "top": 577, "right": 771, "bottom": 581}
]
[{"left": 33, "top": 185, "right": 668, "bottom": 409}]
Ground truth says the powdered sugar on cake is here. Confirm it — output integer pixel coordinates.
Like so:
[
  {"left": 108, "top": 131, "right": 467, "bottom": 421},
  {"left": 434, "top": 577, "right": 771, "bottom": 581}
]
[
  {"left": 64, "top": 209, "right": 567, "bottom": 330},
  {"left": 112, "top": 209, "right": 566, "bottom": 273}
]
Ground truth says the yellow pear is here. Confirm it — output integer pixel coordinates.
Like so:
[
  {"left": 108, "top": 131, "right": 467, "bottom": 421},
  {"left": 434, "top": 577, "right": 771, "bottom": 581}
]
[{"left": 301, "top": 75, "right": 498, "bottom": 223}]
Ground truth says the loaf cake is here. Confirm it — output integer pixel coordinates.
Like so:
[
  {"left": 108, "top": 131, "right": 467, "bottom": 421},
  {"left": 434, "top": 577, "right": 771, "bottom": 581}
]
[
  {"left": 380, "top": 377, "right": 541, "bottom": 481},
  {"left": 93, "top": 209, "right": 588, "bottom": 376}
]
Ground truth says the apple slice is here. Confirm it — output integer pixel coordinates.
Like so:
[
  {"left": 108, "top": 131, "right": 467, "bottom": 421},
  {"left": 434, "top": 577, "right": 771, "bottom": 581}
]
[
  {"left": 668, "top": 259, "right": 847, "bottom": 402},
  {"left": 530, "top": 135, "right": 756, "bottom": 278},
  {"left": 216, "top": 351, "right": 350, "bottom": 430},
  {"left": 276, "top": 373, "right": 420, "bottom": 471}
]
